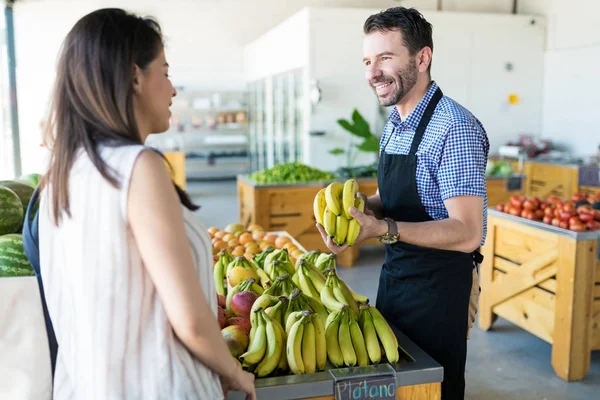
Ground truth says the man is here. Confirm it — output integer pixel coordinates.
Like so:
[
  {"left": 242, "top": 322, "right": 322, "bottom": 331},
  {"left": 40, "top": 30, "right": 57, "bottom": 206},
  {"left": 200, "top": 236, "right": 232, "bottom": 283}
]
[{"left": 316, "top": 7, "right": 489, "bottom": 400}]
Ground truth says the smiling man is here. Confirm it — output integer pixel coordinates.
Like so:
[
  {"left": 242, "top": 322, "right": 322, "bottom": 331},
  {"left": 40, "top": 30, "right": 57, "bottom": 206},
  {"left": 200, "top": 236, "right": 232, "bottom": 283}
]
[{"left": 316, "top": 7, "right": 489, "bottom": 400}]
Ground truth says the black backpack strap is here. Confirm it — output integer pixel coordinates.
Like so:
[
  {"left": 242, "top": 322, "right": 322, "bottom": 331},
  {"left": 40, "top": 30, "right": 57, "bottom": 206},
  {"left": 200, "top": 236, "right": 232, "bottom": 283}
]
[{"left": 22, "top": 187, "right": 58, "bottom": 378}]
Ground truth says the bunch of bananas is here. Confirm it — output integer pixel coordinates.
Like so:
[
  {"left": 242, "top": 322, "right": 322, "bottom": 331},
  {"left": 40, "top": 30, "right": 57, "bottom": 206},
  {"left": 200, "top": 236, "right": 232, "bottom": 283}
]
[
  {"left": 250, "top": 274, "right": 298, "bottom": 328},
  {"left": 358, "top": 304, "right": 400, "bottom": 364},
  {"left": 286, "top": 310, "right": 327, "bottom": 374},
  {"left": 314, "top": 179, "right": 365, "bottom": 246},
  {"left": 320, "top": 269, "right": 366, "bottom": 316},
  {"left": 240, "top": 308, "right": 287, "bottom": 377},
  {"left": 253, "top": 246, "right": 276, "bottom": 269},
  {"left": 292, "top": 259, "right": 326, "bottom": 300},
  {"left": 295, "top": 249, "right": 322, "bottom": 268},
  {"left": 264, "top": 249, "right": 296, "bottom": 280},
  {"left": 213, "top": 250, "right": 234, "bottom": 296},
  {"left": 285, "top": 288, "right": 329, "bottom": 326},
  {"left": 314, "top": 252, "right": 336, "bottom": 273},
  {"left": 325, "top": 306, "right": 369, "bottom": 367},
  {"left": 214, "top": 252, "right": 271, "bottom": 297}
]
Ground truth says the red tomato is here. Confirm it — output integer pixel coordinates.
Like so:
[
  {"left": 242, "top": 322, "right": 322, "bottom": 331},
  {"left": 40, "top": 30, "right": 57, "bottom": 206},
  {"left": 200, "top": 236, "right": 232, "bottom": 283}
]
[
  {"left": 496, "top": 203, "right": 505, "bottom": 212},
  {"left": 534, "top": 209, "right": 544, "bottom": 220},
  {"left": 594, "top": 210, "right": 600, "bottom": 221},
  {"left": 571, "top": 193, "right": 585, "bottom": 202},
  {"left": 570, "top": 222, "right": 587, "bottom": 232},
  {"left": 510, "top": 196, "right": 523, "bottom": 208},
  {"left": 563, "top": 203, "right": 575, "bottom": 213},
  {"left": 544, "top": 207, "right": 554, "bottom": 217},
  {"left": 543, "top": 215, "right": 552, "bottom": 224},
  {"left": 554, "top": 208, "right": 562, "bottom": 218},
  {"left": 579, "top": 212, "right": 594, "bottom": 222},
  {"left": 560, "top": 211, "right": 573, "bottom": 222},
  {"left": 551, "top": 218, "right": 561, "bottom": 227},
  {"left": 559, "top": 221, "right": 569, "bottom": 229},
  {"left": 586, "top": 221, "right": 600, "bottom": 230},
  {"left": 577, "top": 205, "right": 593, "bottom": 214},
  {"left": 509, "top": 207, "right": 521, "bottom": 217},
  {"left": 523, "top": 200, "right": 536, "bottom": 211},
  {"left": 569, "top": 216, "right": 582, "bottom": 225}
]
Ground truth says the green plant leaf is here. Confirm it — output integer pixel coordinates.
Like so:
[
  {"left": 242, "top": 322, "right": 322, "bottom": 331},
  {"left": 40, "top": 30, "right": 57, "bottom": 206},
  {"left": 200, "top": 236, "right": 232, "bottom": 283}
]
[
  {"left": 350, "top": 109, "right": 371, "bottom": 139},
  {"left": 337, "top": 119, "right": 360, "bottom": 136},
  {"left": 329, "top": 148, "right": 345, "bottom": 155},
  {"left": 355, "top": 136, "right": 380, "bottom": 152}
]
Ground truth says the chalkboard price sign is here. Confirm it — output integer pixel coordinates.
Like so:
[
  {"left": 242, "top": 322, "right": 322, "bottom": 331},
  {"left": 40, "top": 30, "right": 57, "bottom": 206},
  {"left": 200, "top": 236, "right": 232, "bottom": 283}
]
[{"left": 330, "top": 364, "right": 397, "bottom": 400}]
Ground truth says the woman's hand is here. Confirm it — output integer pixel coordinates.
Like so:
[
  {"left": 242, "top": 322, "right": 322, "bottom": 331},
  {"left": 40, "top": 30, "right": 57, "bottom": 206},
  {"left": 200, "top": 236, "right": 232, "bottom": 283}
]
[
  {"left": 316, "top": 205, "right": 387, "bottom": 253},
  {"left": 223, "top": 363, "right": 256, "bottom": 400}
]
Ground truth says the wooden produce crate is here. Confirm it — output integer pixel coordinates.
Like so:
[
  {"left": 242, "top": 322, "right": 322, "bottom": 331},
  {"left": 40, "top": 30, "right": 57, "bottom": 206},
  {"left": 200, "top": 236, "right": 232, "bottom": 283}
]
[
  {"left": 522, "top": 161, "right": 579, "bottom": 200},
  {"left": 486, "top": 175, "right": 524, "bottom": 207},
  {"left": 237, "top": 175, "right": 381, "bottom": 268},
  {"left": 479, "top": 209, "right": 600, "bottom": 381}
]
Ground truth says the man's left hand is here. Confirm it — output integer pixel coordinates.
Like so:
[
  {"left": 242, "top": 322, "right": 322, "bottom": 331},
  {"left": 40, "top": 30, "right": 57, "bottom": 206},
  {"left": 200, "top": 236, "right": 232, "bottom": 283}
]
[{"left": 316, "top": 206, "right": 386, "bottom": 254}]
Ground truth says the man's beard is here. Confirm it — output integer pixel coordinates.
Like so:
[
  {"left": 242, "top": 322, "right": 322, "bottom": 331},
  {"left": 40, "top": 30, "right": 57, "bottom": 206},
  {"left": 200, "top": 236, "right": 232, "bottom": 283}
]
[{"left": 371, "top": 61, "right": 418, "bottom": 107}]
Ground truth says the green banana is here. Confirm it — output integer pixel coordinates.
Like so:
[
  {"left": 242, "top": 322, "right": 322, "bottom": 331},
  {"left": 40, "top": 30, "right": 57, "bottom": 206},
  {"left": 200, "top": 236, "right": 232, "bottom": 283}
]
[
  {"left": 359, "top": 305, "right": 381, "bottom": 364},
  {"left": 240, "top": 311, "right": 267, "bottom": 365},
  {"left": 349, "top": 312, "right": 369, "bottom": 366},
  {"left": 320, "top": 285, "right": 346, "bottom": 313},
  {"left": 368, "top": 306, "right": 399, "bottom": 364},
  {"left": 342, "top": 179, "right": 359, "bottom": 220},
  {"left": 325, "top": 181, "right": 344, "bottom": 216},
  {"left": 255, "top": 310, "right": 284, "bottom": 377},
  {"left": 312, "top": 313, "right": 327, "bottom": 371},
  {"left": 298, "top": 290, "right": 329, "bottom": 324},
  {"left": 297, "top": 249, "right": 322, "bottom": 268},
  {"left": 213, "top": 256, "right": 226, "bottom": 296},
  {"left": 253, "top": 246, "right": 275, "bottom": 269},
  {"left": 315, "top": 253, "right": 336, "bottom": 272},
  {"left": 287, "top": 316, "right": 306, "bottom": 375},
  {"left": 302, "top": 312, "right": 317, "bottom": 374},
  {"left": 325, "top": 310, "right": 344, "bottom": 367},
  {"left": 338, "top": 309, "right": 357, "bottom": 367}
]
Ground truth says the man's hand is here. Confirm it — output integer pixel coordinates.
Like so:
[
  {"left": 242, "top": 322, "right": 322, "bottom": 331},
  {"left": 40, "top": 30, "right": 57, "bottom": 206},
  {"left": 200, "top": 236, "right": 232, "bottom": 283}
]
[{"left": 316, "top": 205, "right": 387, "bottom": 254}]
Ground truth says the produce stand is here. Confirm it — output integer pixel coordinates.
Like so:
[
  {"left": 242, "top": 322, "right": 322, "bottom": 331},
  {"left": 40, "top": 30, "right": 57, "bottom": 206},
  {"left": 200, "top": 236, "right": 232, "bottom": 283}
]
[
  {"left": 237, "top": 175, "right": 381, "bottom": 268},
  {"left": 227, "top": 324, "right": 442, "bottom": 400},
  {"left": 479, "top": 209, "right": 600, "bottom": 381}
]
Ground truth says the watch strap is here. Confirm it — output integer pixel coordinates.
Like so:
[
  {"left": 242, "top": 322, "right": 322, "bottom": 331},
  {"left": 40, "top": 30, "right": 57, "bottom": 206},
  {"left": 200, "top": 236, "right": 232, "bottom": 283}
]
[{"left": 384, "top": 217, "right": 398, "bottom": 236}]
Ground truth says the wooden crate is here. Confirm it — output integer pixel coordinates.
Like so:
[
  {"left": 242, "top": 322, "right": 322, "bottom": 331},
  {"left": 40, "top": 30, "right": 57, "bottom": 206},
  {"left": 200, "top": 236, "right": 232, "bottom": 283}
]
[
  {"left": 579, "top": 185, "right": 600, "bottom": 197},
  {"left": 522, "top": 161, "right": 579, "bottom": 199},
  {"left": 486, "top": 176, "right": 524, "bottom": 207},
  {"left": 164, "top": 152, "right": 186, "bottom": 190},
  {"left": 237, "top": 176, "right": 381, "bottom": 267},
  {"left": 479, "top": 209, "right": 600, "bottom": 381}
]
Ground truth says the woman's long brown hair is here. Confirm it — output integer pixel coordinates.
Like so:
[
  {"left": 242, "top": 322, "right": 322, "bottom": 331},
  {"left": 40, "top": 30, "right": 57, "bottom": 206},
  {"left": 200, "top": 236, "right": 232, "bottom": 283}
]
[{"left": 41, "top": 8, "right": 198, "bottom": 225}]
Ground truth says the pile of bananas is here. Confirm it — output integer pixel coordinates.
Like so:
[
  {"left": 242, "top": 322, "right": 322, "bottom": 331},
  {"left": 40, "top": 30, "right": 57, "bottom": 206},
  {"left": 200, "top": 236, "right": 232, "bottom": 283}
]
[
  {"left": 314, "top": 179, "right": 365, "bottom": 246},
  {"left": 286, "top": 310, "right": 327, "bottom": 374},
  {"left": 326, "top": 305, "right": 399, "bottom": 368},
  {"left": 320, "top": 269, "right": 362, "bottom": 316},
  {"left": 240, "top": 308, "right": 287, "bottom": 377}
]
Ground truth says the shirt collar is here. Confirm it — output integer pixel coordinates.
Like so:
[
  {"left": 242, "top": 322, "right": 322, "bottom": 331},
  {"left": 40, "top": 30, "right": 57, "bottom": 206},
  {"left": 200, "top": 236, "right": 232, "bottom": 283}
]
[{"left": 388, "top": 81, "right": 439, "bottom": 130}]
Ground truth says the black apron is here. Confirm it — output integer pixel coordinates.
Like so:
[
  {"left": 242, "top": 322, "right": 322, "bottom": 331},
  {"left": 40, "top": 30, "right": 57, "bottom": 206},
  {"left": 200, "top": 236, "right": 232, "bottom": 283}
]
[{"left": 375, "top": 87, "right": 476, "bottom": 400}]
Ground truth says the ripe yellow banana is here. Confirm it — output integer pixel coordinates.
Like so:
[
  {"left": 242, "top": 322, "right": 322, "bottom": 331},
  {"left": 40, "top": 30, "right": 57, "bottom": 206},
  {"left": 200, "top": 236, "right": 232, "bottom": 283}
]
[
  {"left": 332, "top": 284, "right": 350, "bottom": 306},
  {"left": 342, "top": 179, "right": 359, "bottom": 219},
  {"left": 313, "top": 188, "right": 327, "bottom": 225},
  {"left": 301, "top": 316, "right": 316, "bottom": 374},
  {"left": 320, "top": 285, "right": 346, "bottom": 313},
  {"left": 255, "top": 311, "right": 284, "bottom": 377},
  {"left": 213, "top": 257, "right": 226, "bottom": 296},
  {"left": 274, "top": 319, "right": 288, "bottom": 373},
  {"left": 312, "top": 314, "right": 327, "bottom": 371},
  {"left": 323, "top": 208, "right": 337, "bottom": 238},
  {"left": 325, "top": 182, "right": 344, "bottom": 216},
  {"left": 338, "top": 310, "right": 357, "bottom": 367},
  {"left": 240, "top": 312, "right": 267, "bottom": 365},
  {"left": 251, "top": 295, "right": 278, "bottom": 327},
  {"left": 298, "top": 264, "right": 320, "bottom": 300},
  {"left": 335, "top": 215, "right": 349, "bottom": 245},
  {"left": 334, "top": 278, "right": 360, "bottom": 317},
  {"left": 354, "top": 195, "right": 365, "bottom": 213},
  {"left": 369, "top": 307, "right": 399, "bottom": 363},
  {"left": 346, "top": 219, "right": 360, "bottom": 247},
  {"left": 349, "top": 314, "right": 369, "bottom": 366},
  {"left": 305, "top": 265, "right": 326, "bottom": 293},
  {"left": 325, "top": 311, "right": 344, "bottom": 367},
  {"left": 359, "top": 306, "right": 381, "bottom": 364},
  {"left": 287, "top": 317, "right": 306, "bottom": 375},
  {"left": 285, "top": 311, "right": 303, "bottom": 336}
]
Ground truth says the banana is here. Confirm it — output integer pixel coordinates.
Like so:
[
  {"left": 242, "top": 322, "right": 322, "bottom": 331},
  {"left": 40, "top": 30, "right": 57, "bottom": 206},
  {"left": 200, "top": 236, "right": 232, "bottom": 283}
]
[
  {"left": 354, "top": 194, "right": 365, "bottom": 213},
  {"left": 321, "top": 285, "right": 346, "bottom": 313},
  {"left": 346, "top": 220, "right": 360, "bottom": 247},
  {"left": 332, "top": 284, "right": 350, "bottom": 306},
  {"left": 276, "top": 319, "right": 289, "bottom": 373},
  {"left": 349, "top": 313, "right": 369, "bottom": 367},
  {"left": 305, "top": 265, "right": 326, "bottom": 293},
  {"left": 338, "top": 309, "right": 357, "bottom": 367},
  {"left": 342, "top": 179, "right": 359, "bottom": 219},
  {"left": 285, "top": 311, "right": 304, "bottom": 336},
  {"left": 335, "top": 215, "right": 349, "bottom": 245},
  {"left": 301, "top": 312, "right": 316, "bottom": 374},
  {"left": 298, "top": 263, "right": 320, "bottom": 300},
  {"left": 359, "top": 306, "right": 381, "bottom": 364},
  {"left": 251, "top": 294, "right": 278, "bottom": 327},
  {"left": 325, "top": 311, "right": 344, "bottom": 367},
  {"left": 255, "top": 311, "right": 284, "bottom": 377},
  {"left": 213, "top": 257, "right": 226, "bottom": 296},
  {"left": 325, "top": 182, "right": 344, "bottom": 216},
  {"left": 323, "top": 208, "right": 336, "bottom": 238},
  {"left": 240, "top": 311, "right": 267, "bottom": 365},
  {"left": 255, "top": 267, "right": 271, "bottom": 289},
  {"left": 315, "top": 253, "right": 336, "bottom": 272},
  {"left": 313, "top": 188, "right": 327, "bottom": 225},
  {"left": 334, "top": 278, "right": 360, "bottom": 317},
  {"left": 287, "top": 317, "right": 306, "bottom": 375},
  {"left": 312, "top": 313, "right": 327, "bottom": 371},
  {"left": 349, "top": 287, "right": 369, "bottom": 304},
  {"left": 368, "top": 306, "right": 399, "bottom": 363}
]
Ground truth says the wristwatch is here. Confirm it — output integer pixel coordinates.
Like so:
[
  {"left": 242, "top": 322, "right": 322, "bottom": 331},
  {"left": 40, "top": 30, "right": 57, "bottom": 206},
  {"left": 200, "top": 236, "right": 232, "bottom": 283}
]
[{"left": 378, "top": 217, "right": 400, "bottom": 244}]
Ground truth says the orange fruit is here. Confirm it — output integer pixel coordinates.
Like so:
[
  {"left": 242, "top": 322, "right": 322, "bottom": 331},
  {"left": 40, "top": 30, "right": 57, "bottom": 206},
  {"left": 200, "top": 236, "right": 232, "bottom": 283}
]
[
  {"left": 252, "top": 231, "right": 266, "bottom": 241},
  {"left": 243, "top": 253, "right": 254, "bottom": 261},
  {"left": 247, "top": 224, "right": 264, "bottom": 232},
  {"left": 214, "top": 231, "right": 226, "bottom": 239},
  {"left": 232, "top": 246, "right": 245, "bottom": 257},
  {"left": 292, "top": 249, "right": 304, "bottom": 259},
  {"left": 275, "top": 236, "right": 291, "bottom": 249},
  {"left": 222, "top": 233, "right": 235, "bottom": 243},
  {"left": 283, "top": 242, "right": 297, "bottom": 251},
  {"left": 259, "top": 240, "right": 272, "bottom": 251},
  {"left": 245, "top": 246, "right": 261, "bottom": 255},
  {"left": 213, "top": 240, "right": 227, "bottom": 250},
  {"left": 239, "top": 232, "right": 254, "bottom": 245},
  {"left": 207, "top": 227, "right": 219, "bottom": 236},
  {"left": 227, "top": 238, "right": 239, "bottom": 248},
  {"left": 234, "top": 231, "right": 244, "bottom": 238},
  {"left": 263, "top": 234, "right": 278, "bottom": 244}
]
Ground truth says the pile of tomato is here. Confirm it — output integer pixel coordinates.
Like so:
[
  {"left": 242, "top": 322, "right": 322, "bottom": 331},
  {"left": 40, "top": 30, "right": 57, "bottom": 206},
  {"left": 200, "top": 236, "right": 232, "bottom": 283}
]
[{"left": 495, "top": 192, "right": 600, "bottom": 232}]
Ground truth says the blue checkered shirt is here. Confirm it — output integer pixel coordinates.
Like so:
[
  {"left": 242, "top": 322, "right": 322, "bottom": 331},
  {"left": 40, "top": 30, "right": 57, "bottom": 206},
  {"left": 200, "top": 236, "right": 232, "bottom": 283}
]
[{"left": 380, "top": 81, "right": 489, "bottom": 246}]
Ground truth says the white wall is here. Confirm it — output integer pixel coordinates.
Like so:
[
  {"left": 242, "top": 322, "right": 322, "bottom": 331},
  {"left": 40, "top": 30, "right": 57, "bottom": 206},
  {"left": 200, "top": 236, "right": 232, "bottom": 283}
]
[{"left": 518, "top": 0, "right": 600, "bottom": 157}]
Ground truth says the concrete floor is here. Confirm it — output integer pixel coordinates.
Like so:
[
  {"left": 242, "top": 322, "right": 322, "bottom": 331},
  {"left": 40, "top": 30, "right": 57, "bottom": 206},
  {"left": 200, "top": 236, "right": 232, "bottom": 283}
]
[{"left": 188, "top": 180, "right": 600, "bottom": 400}]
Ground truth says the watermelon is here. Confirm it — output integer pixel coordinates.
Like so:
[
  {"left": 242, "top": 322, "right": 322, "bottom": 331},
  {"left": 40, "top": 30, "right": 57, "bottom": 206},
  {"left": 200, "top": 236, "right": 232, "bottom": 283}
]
[
  {"left": 17, "top": 173, "right": 41, "bottom": 188},
  {"left": 0, "top": 186, "right": 23, "bottom": 235},
  {"left": 0, "top": 180, "right": 35, "bottom": 211},
  {"left": 0, "top": 234, "right": 34, "bottom": 277}
]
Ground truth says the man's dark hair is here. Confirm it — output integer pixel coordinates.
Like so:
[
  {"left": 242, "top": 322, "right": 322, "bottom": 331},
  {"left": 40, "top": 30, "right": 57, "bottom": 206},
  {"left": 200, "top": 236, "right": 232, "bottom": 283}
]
[{"left": 363, "top": 7, "right": 433, "bottom": 57}]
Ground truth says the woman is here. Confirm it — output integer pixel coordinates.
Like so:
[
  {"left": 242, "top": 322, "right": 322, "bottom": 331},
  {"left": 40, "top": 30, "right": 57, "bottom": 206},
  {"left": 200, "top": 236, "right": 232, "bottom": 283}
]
[{"left": 37, "top": 8, "right": 255, "bottom": 399}]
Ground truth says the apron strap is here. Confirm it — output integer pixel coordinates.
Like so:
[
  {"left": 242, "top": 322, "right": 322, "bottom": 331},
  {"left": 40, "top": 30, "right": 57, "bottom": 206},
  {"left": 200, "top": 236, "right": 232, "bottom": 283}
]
[
  {"left": 22, "top": 187, "right": 59, "bottom": 379},
  {"left": 409, "top": 87, "right": 443, "bottom": 155}
]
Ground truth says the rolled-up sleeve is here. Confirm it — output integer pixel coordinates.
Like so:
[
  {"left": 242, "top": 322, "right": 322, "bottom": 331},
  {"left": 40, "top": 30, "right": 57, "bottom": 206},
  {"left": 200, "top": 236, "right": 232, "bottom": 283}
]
[{"left": 438, "top": 119, "right": 489, "bottom": 201}]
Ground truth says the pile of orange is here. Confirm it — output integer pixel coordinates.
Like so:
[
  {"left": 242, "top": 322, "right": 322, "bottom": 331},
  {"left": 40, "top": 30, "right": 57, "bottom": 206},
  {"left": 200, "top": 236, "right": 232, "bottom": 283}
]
[{"left": 208, "top": 223, "right": 305, "bottom": 264}]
